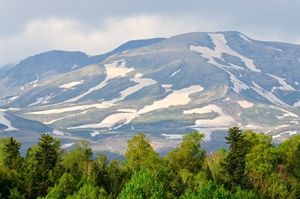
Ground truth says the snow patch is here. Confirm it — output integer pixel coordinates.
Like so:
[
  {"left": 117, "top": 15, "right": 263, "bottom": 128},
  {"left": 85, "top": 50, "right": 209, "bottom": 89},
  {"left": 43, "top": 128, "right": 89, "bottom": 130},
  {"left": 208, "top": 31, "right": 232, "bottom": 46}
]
[
  {"left": 110, "top": 73, "right": 156, "bottom": 103},
  {"left": 273, "top": 131, "right": 297, "bottom": 139},
  {"left": 21, "top": 74, "right": 39, "bottom": 91},
  {"left": 51, "top": 129, "right": 64, "bottom": 136},
  {"left": 237, "top": 100, "right": 254, "bottom": 108},
  {"left": 170, "top": 68, "right": 182, "bottom": 77},
  {"left": 27, "top": 103, "right": 113, "bottom": 115},
  {"left": 268, "top": 74, "right": 295, "bottom": 92},
  {"left": 161, "top": 84, "right": 173, "bottom": 92},
  {"left": 294, "top": 100, "right": 300, "bottom": 107},
  {"left": 190, "top": 33, "right": 261, "bottom": 72},
  {"left": 66, "top": 60, "right": 133, "bottom": 102},
  {"left": 272, "top": 106, "right": 298, "bottom": 119},
  {"left": 183, "top": 104, "right": 234, "bottom": 127},
  {"left": 29, "top": 93, "right": 56, "bottom": 106},
  {"left": 61, "top": 143, "right": 75, "bottom": 149},
  {"left": 251, "top": 82, "right": 287, "bottom": 106},
  {"left": 138, "top": 85, "right": 204, "bottom": 114},
  {"left": 2, "top": 96, "right": 19, "bottom": 104},
  {"left": 59, "top": 80, "right": 84, "bottom": 89},
  {"left": 229, "top": 73, "right": 249, "bottom": 93},
  {"left": 71, "top": 64, "right": 80, "bottom": 69},
  {"left": 69, "top": 109, "right": 138, "bottom": 130},
  {"left": 0, "top": 110, "right": 17, "bottom": 131},
  {"left": 90, "top": 131, "right": 100, "bottom": 137},
  {"left": 190, "top": 34, "right": 251, "bottom": 94},
  {"left": 161, "top": 133, "right": 183, "bottom": 140}
]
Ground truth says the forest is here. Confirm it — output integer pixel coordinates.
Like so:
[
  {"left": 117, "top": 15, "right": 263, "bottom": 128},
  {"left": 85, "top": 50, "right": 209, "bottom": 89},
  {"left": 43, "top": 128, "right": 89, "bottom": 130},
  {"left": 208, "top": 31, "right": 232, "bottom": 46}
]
[{"left": 0, "top": 127, "right": 300, "bottom": 199}]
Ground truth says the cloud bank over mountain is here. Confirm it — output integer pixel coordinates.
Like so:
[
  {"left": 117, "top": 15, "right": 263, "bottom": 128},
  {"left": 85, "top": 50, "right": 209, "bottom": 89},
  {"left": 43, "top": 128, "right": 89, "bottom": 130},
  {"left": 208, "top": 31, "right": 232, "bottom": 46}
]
[{"left": 1, "top": 0, "right": 300, "bottom": 66}]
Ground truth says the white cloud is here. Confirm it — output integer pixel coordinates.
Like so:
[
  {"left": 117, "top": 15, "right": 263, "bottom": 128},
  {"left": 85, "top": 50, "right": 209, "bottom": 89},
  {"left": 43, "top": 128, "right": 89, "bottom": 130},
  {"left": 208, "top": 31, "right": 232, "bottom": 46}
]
[
  {"left": 0, "top": 15, "right": 223, "bottom": 66},
  {"left": 1, "top": 14, "right": 299, "bottom": 67}
]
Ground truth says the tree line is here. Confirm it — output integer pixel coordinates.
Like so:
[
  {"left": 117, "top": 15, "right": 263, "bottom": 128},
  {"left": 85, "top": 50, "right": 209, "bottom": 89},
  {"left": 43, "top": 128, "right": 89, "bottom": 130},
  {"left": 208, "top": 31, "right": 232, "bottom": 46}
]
[{"left": 0, "top": 127, "right": 300, "bottom": 198}]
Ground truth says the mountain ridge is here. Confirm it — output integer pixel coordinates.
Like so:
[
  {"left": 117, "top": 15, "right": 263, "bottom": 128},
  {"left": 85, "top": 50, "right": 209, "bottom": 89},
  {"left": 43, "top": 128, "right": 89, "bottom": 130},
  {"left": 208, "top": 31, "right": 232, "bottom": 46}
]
[{"left": 0, "top": 31, "right": 299, "bottom": 153}]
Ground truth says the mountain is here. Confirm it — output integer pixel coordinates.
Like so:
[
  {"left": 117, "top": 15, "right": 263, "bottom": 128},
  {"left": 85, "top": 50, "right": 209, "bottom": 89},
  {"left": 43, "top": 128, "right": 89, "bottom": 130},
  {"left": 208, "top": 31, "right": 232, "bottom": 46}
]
[
  {"left": 0, "top": 31, "right": 299, "bottom": 153},
  {"left": 0, "top": 38, "right": 165, "bottom": 102},
  {"left": 0, "top": 63, "right": 15, "bottom": 78}
]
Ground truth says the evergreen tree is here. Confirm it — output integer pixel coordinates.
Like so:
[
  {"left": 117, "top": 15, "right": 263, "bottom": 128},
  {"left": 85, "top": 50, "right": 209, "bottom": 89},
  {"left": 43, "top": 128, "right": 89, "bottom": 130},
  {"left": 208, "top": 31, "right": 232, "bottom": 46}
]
[
  {"left": 3, "top": 137, "right": 22, "bottom": 170},
  {"left": 23, "top": 134, "right": 61, "bottom": 198},
  {"left": 223, "top": 127, "right": 248, "bottom": 188}
]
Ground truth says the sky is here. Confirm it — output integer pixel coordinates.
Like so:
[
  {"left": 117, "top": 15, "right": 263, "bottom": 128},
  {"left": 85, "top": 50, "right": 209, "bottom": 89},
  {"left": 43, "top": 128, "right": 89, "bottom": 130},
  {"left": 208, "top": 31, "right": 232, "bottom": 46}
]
[{"left": 0, "top": 0, "right": 299, "bottom": 66}]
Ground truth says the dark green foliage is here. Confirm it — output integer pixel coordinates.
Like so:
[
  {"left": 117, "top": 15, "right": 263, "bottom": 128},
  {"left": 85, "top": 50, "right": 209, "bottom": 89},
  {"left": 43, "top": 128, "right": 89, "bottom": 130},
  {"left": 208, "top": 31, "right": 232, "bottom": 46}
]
[
  {"left": 22, "top": 134, "right": 61, "bottom": 198},
  {"left": 223, "top": 127, "right": 248, "bottom": 188},
  {"left": 0, "top": 128, "right": 300, "bottom": 199},
  {"left": 0, "top": 166, "right": 19, "bottom": 198},
  {"left": 3, "top": 137, "right": 22, "bottom": 170},
  {"left": 35, "top": 134, "right": 60, "bottom": 173}
]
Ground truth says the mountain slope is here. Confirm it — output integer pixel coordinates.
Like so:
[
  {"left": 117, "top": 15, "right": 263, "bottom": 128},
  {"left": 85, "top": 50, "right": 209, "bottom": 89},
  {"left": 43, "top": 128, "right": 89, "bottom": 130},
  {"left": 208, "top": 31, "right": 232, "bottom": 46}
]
[
  {"left": 0, "top": 31, "right": 299, "bottom": 153},
  {"left": 0, "top": 38, "right": 165, "bottom": 104}
]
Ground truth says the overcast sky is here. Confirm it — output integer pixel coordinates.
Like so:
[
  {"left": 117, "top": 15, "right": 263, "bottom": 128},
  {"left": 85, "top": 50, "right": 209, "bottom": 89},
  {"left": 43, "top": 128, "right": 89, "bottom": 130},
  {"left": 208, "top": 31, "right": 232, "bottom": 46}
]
[{"left": 0, "top": 0, "right": 299, "bottom": 66}]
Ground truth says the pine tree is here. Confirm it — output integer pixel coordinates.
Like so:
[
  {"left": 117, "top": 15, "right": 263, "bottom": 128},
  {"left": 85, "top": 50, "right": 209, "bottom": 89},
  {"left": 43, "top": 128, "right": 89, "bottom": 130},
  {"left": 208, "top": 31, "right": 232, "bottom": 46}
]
[
  {"left": 3, "top": 137, "right": 22, "bottom": 170},
  {"left": 23, "top": 134, "right": 61, "bottom": 198},
  {"left": 223, "top": 127, "right": 248, "bottom": 188}
]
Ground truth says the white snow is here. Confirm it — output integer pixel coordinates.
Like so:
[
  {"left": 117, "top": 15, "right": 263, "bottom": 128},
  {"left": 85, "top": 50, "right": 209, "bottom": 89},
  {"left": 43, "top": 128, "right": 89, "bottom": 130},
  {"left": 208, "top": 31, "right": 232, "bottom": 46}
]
[
  {"left": 44, "top": 111, "right": 88, "bottom": 124},
  {"left": 161, "top": 133, "right": 184, "bottom": 139},
  {"left": 66, "top": 60, "right": 134, "bottom": 103},
  {"left": 237, "top": 100, "right": 254, "bottom": 108},
  {"left": 272, "top": 106, "right": 299, "bottom": 119},
  {"left": 190, "top": 34, "right": 251, "bottom": 94},
  {"left": 68, "top": 109, "right": 138, "bottom": 129},
  {"left": 21, "top": 74, "right": 39, "bottom": 91},
  {"left": 29, "top": 93, "right": 56, "bottom": 106},
  {"left": 161, "top": 84, "right": 173, "bottom": 92},
  {"left": 229, "top": 72, "right": 249, "bottom": 93},
  {"left": 251, "top": 82, "right": 287, "bottom": 106},
  {"left": 0, "top": 110, "right": 17, "bottom": 131},
  {"left": 27, "top": 103, "right": 113, "bottom": 115},
  {"left": 190, "top": 33, "right": 261, "bottom": 72},
  {"left": 274, "top": 125, "right": 290, "bottom": 130},
  {"left": 295, "top": 81, "right": 299, "bottom": 86},
  {"left": 68, "top": 85, "right": 204, "bottom": 130},
  {"left": 268, "top": 74, "right": 295, "bottom": 92},
  {"left": 3, "top": 96, "right": 19, "bottom": 104},
  {"left": 61, "top": 143, "right": 75, "bottom": 149},
  {"left": 294, "top": 100, "right": 300, "bottom": 107},
  {"left": 71, "top": 64, "right": 79, "bottom": 69},
  {"left": 110, "top": 73, "right": 156, "bottom": 103},
  {"left": 59, "top": 80, "right": 84, "bottom": 89},
  {"left": 138, "top": 85, "right": 204, "bottom": 114},
  {"left": 183, "top": 104, "right": 234, "bottom": 127},
  {"left": 273, "top": 131, "right": 297, "bottom": 139},
  {"left": 90, "top": 131, "right": 100, "bottom": 137},
  {"left": 244, "top": 124, "right": 264, "bottom": 129},
  {"left": 51, "top": 129, "right": 64, "bottom": 136},
  {"left": 170, "top": 68, "right": 182, "bottom": 77}
]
